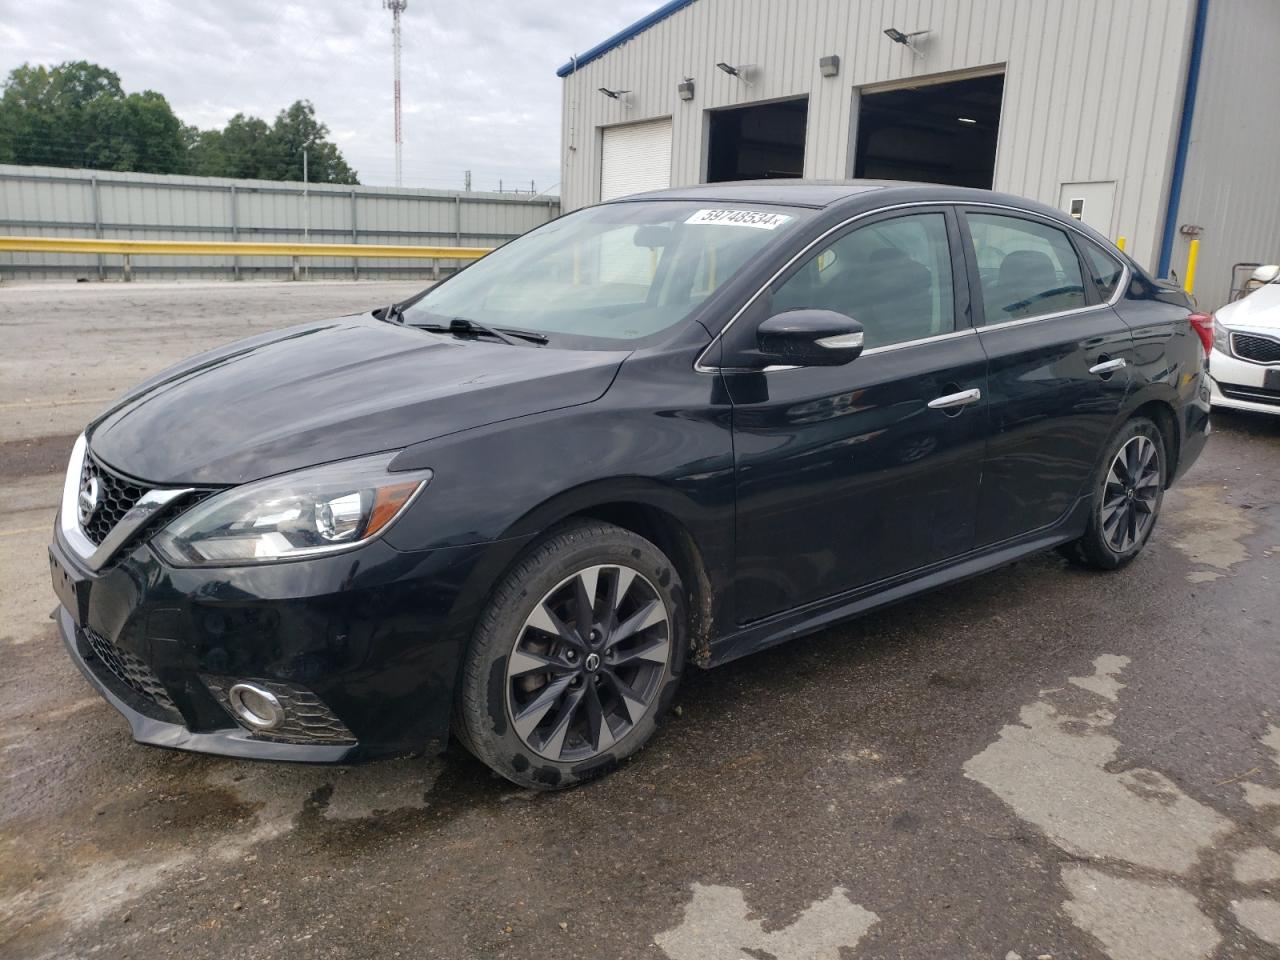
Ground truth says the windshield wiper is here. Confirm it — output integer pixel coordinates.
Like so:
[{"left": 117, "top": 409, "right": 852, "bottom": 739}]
[
  {"left": 415, "top": 317, "right": 548, "bottom": 346},
  {"left": 377, "top": 302, "right": 405, "bottom": 324}
]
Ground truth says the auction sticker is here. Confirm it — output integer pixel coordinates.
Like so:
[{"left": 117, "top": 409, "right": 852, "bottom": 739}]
[{"left": 685, "top": 209, "right": 792, "bottom": 230}]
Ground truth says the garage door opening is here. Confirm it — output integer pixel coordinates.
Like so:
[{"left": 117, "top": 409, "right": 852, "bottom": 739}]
[
  {"left": 854, "top": 73, "right": 1003, "bottom": 188},
  {"left": 706, "top": 97, "right": 807, "bottom": 183}
]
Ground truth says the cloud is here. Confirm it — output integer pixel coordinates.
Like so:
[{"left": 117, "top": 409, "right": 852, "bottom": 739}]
[{"left": 0, "top": 0, "right": 658, "bottom": 192}]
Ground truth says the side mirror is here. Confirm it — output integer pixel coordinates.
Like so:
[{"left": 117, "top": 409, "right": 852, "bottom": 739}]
[
  {"left": 1251, "top": 264, "right": 1280, "bottom": 284},
  {"left": 756, "top": 309, "right": 864, "bottom": 367}
]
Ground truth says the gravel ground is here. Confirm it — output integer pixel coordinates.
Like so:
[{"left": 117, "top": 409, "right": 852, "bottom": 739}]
[{"left": 1, "top": 280, "right": 1278, "bottom": 960}]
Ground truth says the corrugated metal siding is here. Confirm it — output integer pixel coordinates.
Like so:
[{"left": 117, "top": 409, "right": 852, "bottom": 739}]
[
  {"left": 561, "top": 0, "right": 1199, "bottom": 274},
  {"left": 0, "top": 164, "right": 560, "bottom": 281},
  {"left": 1175, "top": 0, "right": 1280, "bottom": 309}
]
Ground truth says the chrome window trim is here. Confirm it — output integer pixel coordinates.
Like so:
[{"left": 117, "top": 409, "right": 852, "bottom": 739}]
[
  {"left": 861, "top": 326, "right": 976, "bottom": 357},
  {"left": 695, "top": 199, "right": 1129, "bottom": 373},
  {"left": 720, "top": 328, "right": 978, "bottom": 376},
  {"left": 59, "top": 433, "right": 193, "bottom": 572}
]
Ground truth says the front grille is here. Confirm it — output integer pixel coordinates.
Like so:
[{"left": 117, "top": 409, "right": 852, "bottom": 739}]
[
  {"left": 202, "top": 676, "right": 357, "bottom": 745},
  {"left": 80, "top": 455, "right": 146, "bottom": 545},
  {"left": 82, "top": 626, "right": 179, "bottom": 714},
  {"left": 79, "top": 452, "right": 215, "bottom": 554},
  {"left": 1232, "top": 332, "right": 1280, "bottom": 364},
  {"left": 1219, "top": 383, "right": 1280, "bottom": 407}
]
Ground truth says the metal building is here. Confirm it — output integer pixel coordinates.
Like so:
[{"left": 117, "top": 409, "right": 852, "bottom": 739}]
[{"left": 558, "top": 0, "right": 1280, "bottom": 309}]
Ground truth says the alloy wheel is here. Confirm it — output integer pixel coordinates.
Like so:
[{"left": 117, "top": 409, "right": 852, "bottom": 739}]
[
  {"left": 505, "top": 564, "right": 672, "bottom": 762},
  {"left": 1101, "top": 435, "right": 1161, "bottom": 553}
]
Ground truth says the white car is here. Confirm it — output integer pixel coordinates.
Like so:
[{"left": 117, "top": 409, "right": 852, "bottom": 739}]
[{"left": 1210, "top": 265, "right": 1280, "bottom": 415}]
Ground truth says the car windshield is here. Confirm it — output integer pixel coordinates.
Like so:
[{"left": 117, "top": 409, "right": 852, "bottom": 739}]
[{"left": 400, "top": 200, "right": 810, "bottom": 347}]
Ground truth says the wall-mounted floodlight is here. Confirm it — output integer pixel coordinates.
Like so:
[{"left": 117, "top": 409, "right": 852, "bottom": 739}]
[
  {"left": 678, "top": 78, "right": 695, "bottom": 101},
  {"left": 715, "top": 62, "right": 754, "bottom": 83},
  {"left": 596, "top": 86, "right": 632, "bottom": 108},
  {"left": 819, "top": 55, "right": 840, "bottom": 78},
  {"left": 883, "top": 27, "right": 929, "bottom": 59}
]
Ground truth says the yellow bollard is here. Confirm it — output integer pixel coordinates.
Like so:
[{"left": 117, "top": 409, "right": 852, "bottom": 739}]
[
  {"left": 1116, "top": 236, "right": 1127, "bottom": 252},
  {"left": 1184, "top": 238, "right": 1200, "bottom": 295}
]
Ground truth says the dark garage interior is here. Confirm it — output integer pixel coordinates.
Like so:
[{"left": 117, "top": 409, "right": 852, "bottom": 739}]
[
  {"left": 706, "top": 96, "right": 808, "bottom": 182},
  {"left": 854, "top": 72, "right": 1004, "bottom": 188}
]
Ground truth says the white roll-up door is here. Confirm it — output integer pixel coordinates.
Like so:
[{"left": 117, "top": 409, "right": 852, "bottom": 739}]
[{"left": 599, "top": 118, "right": 673, "bottom": 202}]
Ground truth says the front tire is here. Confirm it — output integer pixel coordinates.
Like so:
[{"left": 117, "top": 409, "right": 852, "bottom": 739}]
[
  {"left": 1060, "top": 417, "right": 1166, "bottom": 570},
  {"left": 455, "top": 520, "right": 687, "bottom": 790}
]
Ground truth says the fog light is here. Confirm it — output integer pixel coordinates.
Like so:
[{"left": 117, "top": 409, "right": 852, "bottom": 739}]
[{"left": 228, "top": 683, "right": 284, "bottom": 730}]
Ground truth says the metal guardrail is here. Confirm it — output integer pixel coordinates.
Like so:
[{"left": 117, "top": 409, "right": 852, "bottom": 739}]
[{"left": 0, "top": 235, "right": 494, "bottom": 281}]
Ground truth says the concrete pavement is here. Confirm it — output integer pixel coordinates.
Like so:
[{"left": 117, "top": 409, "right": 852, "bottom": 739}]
[{"left": 1, "top": 281, "right": 1278, "bottom": 960}]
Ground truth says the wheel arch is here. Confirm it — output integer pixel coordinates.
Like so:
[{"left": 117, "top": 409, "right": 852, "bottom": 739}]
[
  {"left": 1128, "top": 398, "right": 1180, "bottom": 486},
  {"left": 480, "top": 479, "right": 720, "bottom": 668}
]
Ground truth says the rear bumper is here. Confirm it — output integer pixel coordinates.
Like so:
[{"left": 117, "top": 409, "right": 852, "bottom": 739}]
[{"left": 1168, "top": 365, "right": 1212, "bottom": 486}]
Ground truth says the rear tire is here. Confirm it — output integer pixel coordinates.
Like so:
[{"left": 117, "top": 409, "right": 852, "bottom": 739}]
[
  {"left": 1059, "top": 417, "right": 1166, "bottom": 570},
  {"left": 454, "top": 520, "right": 687, "bottom": 790}
]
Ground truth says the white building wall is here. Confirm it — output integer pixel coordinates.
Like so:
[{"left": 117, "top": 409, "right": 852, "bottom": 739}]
[
  {"left": 561, "top": 0, "right": 1198, "bottom": 274},
  {"left": 1175, "top": 0, "right": 1280, "bottom": 309}
]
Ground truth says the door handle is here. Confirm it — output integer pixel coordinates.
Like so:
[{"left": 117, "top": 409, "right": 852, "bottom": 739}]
[
  {"left": 1089, "top": 357, "right": 1127, "bottom": 376},
  {"left": 927, "top": 387, "right": 982, "bottom": 410}
]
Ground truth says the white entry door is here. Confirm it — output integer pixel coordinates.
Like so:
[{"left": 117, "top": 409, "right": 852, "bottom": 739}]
[
  {"left": 600, "top": 118, "right": 673, "bottom": 202},
  {"left": 1058, "top": 181, "right": 1117, "bottom": 239}
]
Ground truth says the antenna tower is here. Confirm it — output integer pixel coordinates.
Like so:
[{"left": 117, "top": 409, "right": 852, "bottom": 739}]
[{"left": 384, "top": 0, "right": 408, "bottom": 186}]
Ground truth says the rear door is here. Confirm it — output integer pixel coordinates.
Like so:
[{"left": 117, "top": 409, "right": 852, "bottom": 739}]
[
  {"left": 959, "top": 207, "right": 1134, "bottom": 546},
  {"left": 726, "top": 207, "right": 989, "bottom": 623}
]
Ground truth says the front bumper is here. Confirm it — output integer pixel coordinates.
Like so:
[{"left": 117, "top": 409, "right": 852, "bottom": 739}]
[
  {"left": 57, "top": 606, "right": 354, "bottom": 761},
  {"left": 50, "top": 525, "right": 496, "bottom": 763},
  {"left": 1209, "top": 346, "right": 1280, "bottom": 415}
]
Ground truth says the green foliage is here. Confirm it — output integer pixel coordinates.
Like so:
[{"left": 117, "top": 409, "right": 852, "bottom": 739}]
[{"left": 0, "top": 61, "right": 359, "bottom": 184}]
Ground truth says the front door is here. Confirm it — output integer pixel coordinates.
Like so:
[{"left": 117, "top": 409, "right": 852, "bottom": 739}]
[
  {"left": 724, "top": 208, "right": 989, "bottom": 624},
  {"left": 960, "top": 208, "right": 1134, "bottom": 546}
]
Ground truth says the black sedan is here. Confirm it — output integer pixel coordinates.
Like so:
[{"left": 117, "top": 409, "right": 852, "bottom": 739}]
[{"left": 49, "top": 181, "right": 1212, "bottom": 789}]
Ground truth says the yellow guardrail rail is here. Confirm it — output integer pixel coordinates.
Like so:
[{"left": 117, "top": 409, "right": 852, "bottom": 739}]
[
  {"left": 0, "top": 235, "right": 493, "bottom": 280},
  {"left": 0, "top": 235, "right": 491, "bottom": 259}
]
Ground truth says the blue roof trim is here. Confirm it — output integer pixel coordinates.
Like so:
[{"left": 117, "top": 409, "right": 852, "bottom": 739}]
[{"left": 556, "top": 0, "right": 699, "bottom": 78}]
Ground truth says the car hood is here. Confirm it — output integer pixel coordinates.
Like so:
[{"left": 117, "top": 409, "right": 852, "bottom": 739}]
[
  {"left": 88, "top": 315, "right": 627, "bottom": 485},
  {"left": 1217, "top": 284, "right": 1280, "bottom": 330}
]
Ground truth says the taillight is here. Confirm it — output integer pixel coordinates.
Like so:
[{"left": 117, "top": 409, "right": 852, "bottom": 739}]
[{"left": 1188, "top": 313, "right": 1214, "bottom": 355}]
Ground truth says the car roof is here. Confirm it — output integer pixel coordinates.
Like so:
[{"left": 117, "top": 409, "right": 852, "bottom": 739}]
[{"left": 611, "top": 179, "right": 1068, "bottom": 218}]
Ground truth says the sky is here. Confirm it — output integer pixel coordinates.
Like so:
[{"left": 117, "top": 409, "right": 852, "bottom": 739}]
[{"left": 0, "top": 0, "right": 658, "bottom": 194}]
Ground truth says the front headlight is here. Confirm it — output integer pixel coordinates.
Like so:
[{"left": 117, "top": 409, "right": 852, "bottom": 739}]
[
  {"left": 153, "top": 453, "right": 431, "bottom": 566},
  {"left": 1212, "top": 315, "right": 1230, "bottom": 355}
]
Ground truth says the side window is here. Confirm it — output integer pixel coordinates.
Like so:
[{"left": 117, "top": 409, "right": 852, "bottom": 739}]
[
  {"left": 1080, "top": 241, "right": 1125, "bottom": 301},
  {"left": 772, "top": 212, "right": 955, "bottom": 350},
  {"left": 966, "top": 213, "right": 1087, "bottom": 323}
]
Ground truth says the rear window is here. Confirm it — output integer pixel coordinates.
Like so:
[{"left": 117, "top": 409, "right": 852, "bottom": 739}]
[
  {"left": 966, "top": 213, "right": 1087, "bottom": 322},
  {"left": 1080, "top": 241, "right": 1125, "bottom": 301}
]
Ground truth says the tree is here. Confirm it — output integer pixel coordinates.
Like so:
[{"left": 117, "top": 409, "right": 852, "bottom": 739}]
[
  {"left": 187, "top": 113, "right": 275, "bottom": 179},
  {"left": 267, "top": 100, "right": 358, "bottom": 184},
  {"left": 0, "top": 61, "right": 185, "bottom": 172},
  {"left": 0, "top": 62, "right": 358, "bottom": 183}
]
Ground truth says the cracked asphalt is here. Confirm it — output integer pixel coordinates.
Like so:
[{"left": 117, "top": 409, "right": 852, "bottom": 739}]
[{"left": 1, "top": 281, "right": 1278, "bottom": 960}]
